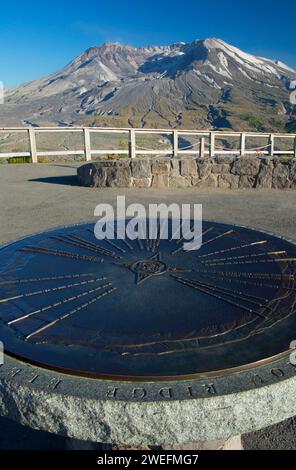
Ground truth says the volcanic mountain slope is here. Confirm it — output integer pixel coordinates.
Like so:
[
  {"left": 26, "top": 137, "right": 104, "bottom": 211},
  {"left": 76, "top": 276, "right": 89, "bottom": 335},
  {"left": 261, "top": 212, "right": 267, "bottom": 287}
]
[{"left": 2, "top": 38, "right": 296, "bottom": 131}]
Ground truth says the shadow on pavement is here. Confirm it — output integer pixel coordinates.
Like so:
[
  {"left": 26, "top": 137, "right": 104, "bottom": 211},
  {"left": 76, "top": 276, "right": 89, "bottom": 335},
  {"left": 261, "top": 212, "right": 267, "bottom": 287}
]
[
  {"left": 0, "top": 416, "right": 112, "bottom": 450},
  {"left": 28, "top": 175, "right": 80, "bottom": 186},
  {"left": 48, "top": 163, "right": 83, "bottom": 169}
]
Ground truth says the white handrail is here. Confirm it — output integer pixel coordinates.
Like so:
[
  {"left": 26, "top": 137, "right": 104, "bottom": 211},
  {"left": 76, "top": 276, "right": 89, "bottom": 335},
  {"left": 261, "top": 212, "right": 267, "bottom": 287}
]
[{"left": 0, "top": 127, "right": 295, "bottom": 162}]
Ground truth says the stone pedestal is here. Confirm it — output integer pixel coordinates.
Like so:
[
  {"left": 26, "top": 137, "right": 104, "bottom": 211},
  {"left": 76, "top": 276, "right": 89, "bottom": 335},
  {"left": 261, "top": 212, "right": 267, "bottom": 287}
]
[
  {"left": 77, "top": 156, "right": 296, "bottom": 189},
  {"left": 1, "top": 354, "right": 296, "bottom": 446}
]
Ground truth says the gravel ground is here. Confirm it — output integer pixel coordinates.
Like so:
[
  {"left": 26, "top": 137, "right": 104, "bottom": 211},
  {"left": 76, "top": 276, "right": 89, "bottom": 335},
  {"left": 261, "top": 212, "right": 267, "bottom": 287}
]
[{"left": 0, "top": 162, "right": 296, "bottom": 450}]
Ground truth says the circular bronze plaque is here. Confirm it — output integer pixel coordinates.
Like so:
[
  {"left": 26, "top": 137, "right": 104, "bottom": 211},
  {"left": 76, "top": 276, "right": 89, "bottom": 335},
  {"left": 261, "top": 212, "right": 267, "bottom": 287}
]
[{"left": 0, "top": 221, "right": 295, "bottom": 379}]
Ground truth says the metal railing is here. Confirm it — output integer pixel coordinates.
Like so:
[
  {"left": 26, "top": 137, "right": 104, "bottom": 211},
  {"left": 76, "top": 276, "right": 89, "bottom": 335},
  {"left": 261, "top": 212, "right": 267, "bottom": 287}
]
[{"left": 0, "top": 127, "right": 296, "bottom": 163}]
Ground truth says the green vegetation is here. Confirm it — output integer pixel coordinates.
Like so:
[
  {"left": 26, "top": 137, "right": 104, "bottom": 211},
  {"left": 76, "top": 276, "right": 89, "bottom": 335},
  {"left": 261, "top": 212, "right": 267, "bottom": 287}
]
[
  {"left": 7, "top": 156, "right": 50, "bottom": 164},
  {"left": 7, "top": 156, "right": 32, "bottom": 164},
  {"left": 238, "top": 114, "right": 264, "bottom": 130},
  {"left": 37, "top": 157, "right": 50, "bottom": 163}
]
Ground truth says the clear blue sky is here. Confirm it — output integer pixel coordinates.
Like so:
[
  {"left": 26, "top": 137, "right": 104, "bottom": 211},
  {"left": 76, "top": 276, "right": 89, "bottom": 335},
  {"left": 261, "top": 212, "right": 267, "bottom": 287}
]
[{"left": 0, "top": 0, "right": 295, "bottom": 87}]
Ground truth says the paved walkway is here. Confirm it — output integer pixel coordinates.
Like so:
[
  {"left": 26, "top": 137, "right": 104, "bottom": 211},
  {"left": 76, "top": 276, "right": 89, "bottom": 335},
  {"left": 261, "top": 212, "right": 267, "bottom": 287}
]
[
  {"left": 0, "top": 162, "right": 296, "bottom": 450},
  {"left": 1, "top": 162, "right": 296, "bottom": 245}
]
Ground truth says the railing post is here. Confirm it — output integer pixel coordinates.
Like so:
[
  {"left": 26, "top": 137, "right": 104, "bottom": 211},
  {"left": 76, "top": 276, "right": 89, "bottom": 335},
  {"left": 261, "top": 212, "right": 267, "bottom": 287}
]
[
  {"left": 28, "top": 128, "right": 38, "bottom": 163},
  {"left": 240, "top": 132, "right": 246, "bottom": 156},
  {"left": 173, "top": 130, "right": 178, "bottom": 158},
  {"left": 269, "top": 134, "right": 274, "bottom": 157},
  {"left": 129, "top": 129, "right": 136, "bottom": 159},
  {"left": 294, "top": 137, "right": 296, "bottom": 158},
  {"left": 210, "top": 132, "right": 215, "bottom": 158},
  {"left": 84, "top": 128, "right": 92, "bottom": 162},
  {"left": 199, "top": 137, "right": 205, "bottom": 158}
]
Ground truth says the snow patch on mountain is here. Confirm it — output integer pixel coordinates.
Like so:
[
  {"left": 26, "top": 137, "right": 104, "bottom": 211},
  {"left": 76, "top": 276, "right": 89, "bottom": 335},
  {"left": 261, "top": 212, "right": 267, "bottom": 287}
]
[{"left": 207, "top": 62, "right": 232, "bottom": 80}]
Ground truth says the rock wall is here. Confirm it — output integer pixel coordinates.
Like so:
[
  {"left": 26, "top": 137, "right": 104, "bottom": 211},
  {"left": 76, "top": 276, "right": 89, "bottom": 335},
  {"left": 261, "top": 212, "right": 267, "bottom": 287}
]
[{"left": 77, "top": 156, "right": 296, "bottom": 189}]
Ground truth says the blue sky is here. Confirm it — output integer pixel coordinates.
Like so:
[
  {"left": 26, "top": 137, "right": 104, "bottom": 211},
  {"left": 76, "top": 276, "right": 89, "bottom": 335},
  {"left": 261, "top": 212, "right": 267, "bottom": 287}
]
[{"left": 0, "top": 0, "right": 295, "bottom": 87}]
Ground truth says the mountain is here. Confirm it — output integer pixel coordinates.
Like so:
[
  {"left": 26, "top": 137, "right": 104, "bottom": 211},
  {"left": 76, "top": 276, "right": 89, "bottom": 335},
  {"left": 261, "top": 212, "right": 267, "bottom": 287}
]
[{"left": 2, "top": 38, "right": 296, "bottom": 131}]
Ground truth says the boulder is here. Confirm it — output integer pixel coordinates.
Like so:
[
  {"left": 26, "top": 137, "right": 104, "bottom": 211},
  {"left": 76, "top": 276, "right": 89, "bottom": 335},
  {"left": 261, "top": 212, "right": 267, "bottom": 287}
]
[
  {"left": 132, "top": 178, "right": 151, "bottom": 188},
  {"left": 131, "top": 159, "right": 151, "bottom": 179},
  {"left": 106, "top": 161, "right": 132, "bottom": 188},
  {"left": 290, "top": 162, "right": 296, "bottom": 188},
  {"left": 256, "top": 162, "right": 274, "bottom": 189},
  {"left": 77, "top": 163, "right": 107, "bottom": 188},
  {"left": 170, "top": 176, "right": 191, "bottom": 188},
  {"left": 239, "top": 175, "right": 256, "bottom": 189},
  {"left": 151, "top": 174, "right": 169, "bottom": 188},
  {"left": 151, "top": 160, "right": 170, "bottom": 175},
  {"left": 170, "top": 159, "right": 181, "bottom": 177},
  {"left": 272, "top": 163, "right": 290, "bottom": 189},
  {"left": 212, "top": 163, "right": 231, "bottom": 174},
  {"left": 218, "top": 174, "right": 239, "bottom": 189},
  {"left": 196, "top": 160, "right": 212, "bottom": 180},
  {"left": 180, "top": 159, "right": 197, "bottom": 177},
  {"left": 214, "top": 155, "right": 236, "bottom": 165},
  {"left": 231, "top": 158, "right": 261, "bottom": 176},
  {"left": 192, "top": 174, "right": 217, "bottom": 188}
]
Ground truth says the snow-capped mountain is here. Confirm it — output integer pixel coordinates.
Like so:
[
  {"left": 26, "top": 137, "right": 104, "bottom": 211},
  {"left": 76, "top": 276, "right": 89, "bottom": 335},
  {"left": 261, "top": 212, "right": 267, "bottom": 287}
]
[{"left": 2, "top": 38, "right": 296, "bottom": 131}]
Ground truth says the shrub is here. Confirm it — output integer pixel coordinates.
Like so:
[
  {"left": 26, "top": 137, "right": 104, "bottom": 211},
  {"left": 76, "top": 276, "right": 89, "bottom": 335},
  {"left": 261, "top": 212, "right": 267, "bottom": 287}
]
[
  {"left": 7, "top": 156, "right": 50, "bottom": 164},
  {"left": 38, "top": 157, "right": 50, "bottom": 163},
  {"left": 7, "top": 156, "right": 32, "bottom": 164}
]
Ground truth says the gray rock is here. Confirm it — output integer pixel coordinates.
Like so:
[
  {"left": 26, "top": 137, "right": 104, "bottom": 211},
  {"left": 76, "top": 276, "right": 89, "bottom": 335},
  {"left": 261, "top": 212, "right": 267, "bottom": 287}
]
[
  {"left": 93, "top": 167, "right": 108, "bottom": 188},
  {"left": 170, "top": 159, "right": 181, "bottom": 177},
  {"left": 151, "top": 160, "right": 170, "bottom": 175},
  {"left": 151, "top": 174, "right": 169, "bottom": 188},
  {"left": 231, "top": 158, "right": 261, "bottom": 176},
  {"left": 214, "top": 155, "right": 236, "bottom": 165},
  {"left": 256, "top": 162, "right": 274, "bottom": 189},
  {"left": 218, "top": 174, "right": 239, "bottom": 189},
  {"left": 180, "top": 159, "right": 197, "bottom": 177},
  {"left": 77, "top": 163, "right": 98, "bottom": 187},
  {"left": 192, "top": 174, "right": 217, "bottom": 188},
  {"left": 131, "top": 159, "right": 151, "bottom": 179},
  {"left": 289, "top": 162, "right": 296, "bottom": 181},
  {"left": 290, "top": 165, "right": 296, "bottom": 189},
  {"left": 239, "top": 175, "right": 256, "bottom": 189},
  {"left": 196, "top": 160, "right": 212, "bottom": 180},
  {"left": 212, "top": 163, "right": 230, "bottom": 174},
  {"left": 106, "top": 161, "right": 132, "bottom": 188},
  {"left": 272, "top": 163, "right": 290, "bottom": 189},
  {"left": 170, "top": 176, "right": 191, "bottom": 188},
  {"left": 132, "top": 178, "right": 151, "bottom": 188}
]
